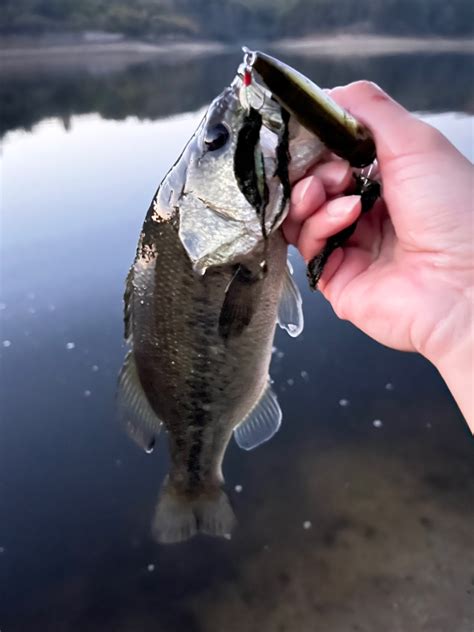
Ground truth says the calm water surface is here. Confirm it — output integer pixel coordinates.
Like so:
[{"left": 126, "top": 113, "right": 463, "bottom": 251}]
[{"left": 0, "top": 50, "right": 473, "bottom": 632}]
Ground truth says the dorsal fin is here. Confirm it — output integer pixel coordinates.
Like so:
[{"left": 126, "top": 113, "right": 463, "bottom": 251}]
[
  {"left": 277, "top": 263, "right": 304, "bottom": 337},
  {"left": 234, "top": 382, "right": 282, "bottom": 451},
  {"left": 117, "top": 351, "right": 162, "bottom": 452}
]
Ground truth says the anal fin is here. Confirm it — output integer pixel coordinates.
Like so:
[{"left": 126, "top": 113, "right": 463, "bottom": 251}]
[
  {"left": 234, "top": 382, "right": 282, "bottom": 451},
  {"left": 117, "top": 351, "right": 162, "bottom": 452}
]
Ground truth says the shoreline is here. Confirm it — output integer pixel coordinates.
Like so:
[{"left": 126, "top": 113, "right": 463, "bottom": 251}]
[
  {"left": 0, "top": 39, "right": 230, "bottom": 72},
  {"left": 271, "top": 34, "right": 474, "bottom": 56},
  {"left": 1, "top": 34, "right": 473, "bottom": 59},
  {"left": 0, "top": 34, "right": 472, "bottom": 73},
  {"left": 0, "top": 39, "right": 229, "bottom": 59}
]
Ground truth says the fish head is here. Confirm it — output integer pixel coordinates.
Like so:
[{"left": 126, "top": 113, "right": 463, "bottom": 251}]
[{"left": 177, "top": 77, "right": 297, "bottom": 274}]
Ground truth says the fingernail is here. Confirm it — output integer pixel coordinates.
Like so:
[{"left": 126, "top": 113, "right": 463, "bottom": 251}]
[
  {"left": 326, "top": 195, "right": 360, "bottom": 217},
  {"left": 294, "top": 176, "right": 313, "bottom": 207}
]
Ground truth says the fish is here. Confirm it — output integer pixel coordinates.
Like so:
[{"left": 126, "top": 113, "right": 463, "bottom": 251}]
[{"left": 118, "top": 49, "right": 376, "bottom": 544}]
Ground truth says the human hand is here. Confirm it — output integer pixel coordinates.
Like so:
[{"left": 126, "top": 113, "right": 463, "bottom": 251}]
[{"left": 283, "top": 81, "right": 473, "bottom": 428}]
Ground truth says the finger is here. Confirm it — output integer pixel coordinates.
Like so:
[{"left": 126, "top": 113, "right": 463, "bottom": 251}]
[
  {"left": 319, "top": 247, "right": 374, "bottom": 313},
  {"left": 340, "top": 198, "right": 388, "bottom": 253},
  {"left": 286, "top": 160, "right": 354, "bottom": 245},
  {"left": 329, "top": 81, "right": 428, "bottom": 163},
  {"left": 282, "top": 216, "right": 302, "bottom": 246},
  {"left": 310, "top": 159, "right": 353, "bottom": 195},
  {"left": 290, "top": 175, "right": 326, "bottom": 223},
  {"left": 297, "top": 195, "right": 361, "bottom": 262},
  {"left": 317, "top": 247, "right": 344, "bottom": 290},
  {"left": 315, "top": 199, "right": 390, "bottom": 297}
]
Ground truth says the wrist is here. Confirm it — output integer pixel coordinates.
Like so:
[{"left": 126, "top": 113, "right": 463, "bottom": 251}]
[{"left": 426, "top": 295, "right": 473, "bottom": 433}]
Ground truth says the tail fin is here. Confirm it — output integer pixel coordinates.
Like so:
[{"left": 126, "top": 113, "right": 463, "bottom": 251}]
[{"left": 152, "top": 480, "right": 236, "bottom": 544}]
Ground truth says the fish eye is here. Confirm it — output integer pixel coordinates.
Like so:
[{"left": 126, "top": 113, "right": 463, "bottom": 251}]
[{"left": 204, "top": 123, "right": 230, "bottom": 151}]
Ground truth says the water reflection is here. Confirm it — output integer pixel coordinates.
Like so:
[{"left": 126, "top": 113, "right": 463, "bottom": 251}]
[
  {"left": 1, "top": 51, "right": 473, "bottom": 137},
  {"left": 0, "top": 51, "right": 473, "bottom": 632}
]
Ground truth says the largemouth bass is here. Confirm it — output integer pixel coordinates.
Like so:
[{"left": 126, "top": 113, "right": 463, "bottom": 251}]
[{"left": 119, "top": 50, "right": 376, "bottom": 544}]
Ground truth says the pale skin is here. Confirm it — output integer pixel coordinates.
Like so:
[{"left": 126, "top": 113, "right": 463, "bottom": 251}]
[{"left": 283, "top": 81, "right": 474, "bottom": 433}]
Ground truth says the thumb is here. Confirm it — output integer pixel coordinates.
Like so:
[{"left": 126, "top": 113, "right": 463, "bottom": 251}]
[{"left": 329, "top": 81, "right": 434, "bottom": 164}]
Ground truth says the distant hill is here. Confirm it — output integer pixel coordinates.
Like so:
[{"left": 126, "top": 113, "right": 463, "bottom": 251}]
[{"left": 1, "top": 0, "right": 473, "bottom": 40}]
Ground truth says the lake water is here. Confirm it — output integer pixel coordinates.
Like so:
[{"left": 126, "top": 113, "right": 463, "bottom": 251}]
[{"left": 0, "top": 49, "right": 473, "bottom": 632}]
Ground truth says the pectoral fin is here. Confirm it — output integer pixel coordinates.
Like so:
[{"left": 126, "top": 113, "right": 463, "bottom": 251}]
[
  {"left": 234, "top": 382, "right": 282, "bottom": 451},
  {"left": 117, "top": 351, "right": 162, "bottom": 452},
  {"left": 218, "top": 265, "right": 262, "bottom": 340},
  {"left": 277, "top": 263, "right": 304, "bottom": 337}
]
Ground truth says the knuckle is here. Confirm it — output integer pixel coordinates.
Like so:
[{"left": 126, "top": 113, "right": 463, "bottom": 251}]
[
  {"left": 346, "top": 80, "right": 388, "bottom": 101},
  {"left": 412, "top": 120, "right": 447, "bottom": 152}
]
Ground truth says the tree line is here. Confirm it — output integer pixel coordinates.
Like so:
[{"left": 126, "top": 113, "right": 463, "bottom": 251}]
[{"left": 1, "top": 0, "right": 473, "bottom": 39}]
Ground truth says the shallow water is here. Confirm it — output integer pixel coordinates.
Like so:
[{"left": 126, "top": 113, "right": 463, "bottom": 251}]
[{"left": 1, "top": 50, "right": 473, "bottom": 632}]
